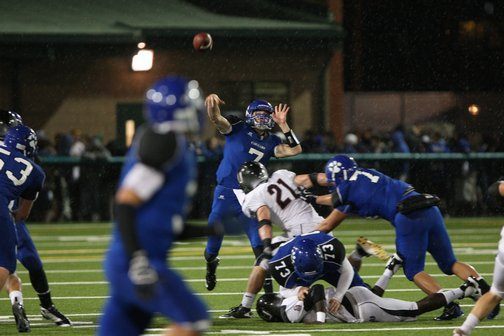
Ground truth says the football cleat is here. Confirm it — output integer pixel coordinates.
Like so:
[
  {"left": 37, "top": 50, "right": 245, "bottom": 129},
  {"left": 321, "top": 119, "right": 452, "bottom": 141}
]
[
  {"left": 205, "top": 257, "right": 219, "bottom": 291},
  {"left": 12, "top": 301, "right": 30, "bottom": 333},
  {"left": 487, "top": 302, "right": 500, "bottom": 320},
  {"left": 452, "top": 328, "right": 469, "bottom": 336},
  {"left": 459, "top": 277, "right": 482, "bottom": 300},
  {"left": 385, "top": 253, "right": 403, "bottom": 274},
  {"left": 41, "top": 305, "right": 72, "bottom": 327},
  {"left": 219, "top": 304, "right": 252, "bottom": 319},
  {"left": 356, "top": 236, "right": 390, "bottom": 261},
  {"left": 434, "top": 302, "right": 464, "bottom": 321}
]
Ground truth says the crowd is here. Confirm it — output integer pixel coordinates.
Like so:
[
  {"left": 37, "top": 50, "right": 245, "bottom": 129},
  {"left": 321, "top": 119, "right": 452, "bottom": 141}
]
[{"left": 30, "top": 123, "right": 503, "bottom": 223}]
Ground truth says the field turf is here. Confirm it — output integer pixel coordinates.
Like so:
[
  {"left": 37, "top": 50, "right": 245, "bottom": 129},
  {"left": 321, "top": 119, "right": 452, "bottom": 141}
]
[{"left": 0, "top": 217, "right": 503, "bottom": 335}]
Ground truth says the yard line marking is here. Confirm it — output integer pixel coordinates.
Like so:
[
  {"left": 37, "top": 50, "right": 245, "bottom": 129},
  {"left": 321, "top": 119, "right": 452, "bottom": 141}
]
[{"left": 206, "top": 325, "right": 504, "bottom": 334}]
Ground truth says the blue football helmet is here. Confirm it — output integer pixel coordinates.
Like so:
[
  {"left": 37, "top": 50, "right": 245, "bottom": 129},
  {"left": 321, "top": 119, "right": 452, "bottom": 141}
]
[
  {"left": 4, "top": 125, "right": 37, "bottom": 158},
  {"left": 325, "top": 154, "right": 358, "bottom": 183},
  {"left": 144, "top": 76, "right": 204, "bottom": 133},
  {"left": 245, "top": 99, "right": 275, "bottom": 130},
  {"left": 291, "top": 238, "right": 324, "bottom": 283}
]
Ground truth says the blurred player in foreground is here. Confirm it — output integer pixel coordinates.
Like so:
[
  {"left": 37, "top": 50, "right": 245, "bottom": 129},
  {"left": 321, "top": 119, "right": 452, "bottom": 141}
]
[
  {"left": 203, "top": 94, "right": 302, "bottom": 292},
  {"left": 0, "top": 110, "right": 71, "bottom": 331},
  {"left": 304, "top": 154, "right": 496, "bottom": 320},
  {"left": 99, "top": 76, "right": 209, "bottom": 336},
  {"left": 453, "top": 179, "right": 504, "bottom": 335},
  {"left": 256, "top": 235, "right": 481, "bottom": 324},
  {"left": 0, "top": 125, "right": 46, "bottom": 332}
]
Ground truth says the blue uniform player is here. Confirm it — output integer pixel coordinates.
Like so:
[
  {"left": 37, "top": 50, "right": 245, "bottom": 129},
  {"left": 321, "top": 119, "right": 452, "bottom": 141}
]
[
  {"left": 0, "top": 110, "right": 71, "bottom": 331},
  {"left": 0, "top": 125, "right": 46, "bottom": 332},
  {"left": 269, "top": 231, "right": 365, "bottom": 323},
  {"left": 310, "top": 155, "right": 494, "bottom": 320},
  {"left": 99, "top": 76, "right": 210, "bottom": 336},
  {"left": 203, "top": 93, "right": 302, "bottom": 291}
]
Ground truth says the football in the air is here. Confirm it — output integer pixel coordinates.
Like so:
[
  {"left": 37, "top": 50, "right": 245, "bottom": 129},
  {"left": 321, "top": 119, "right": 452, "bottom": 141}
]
[{"left": 193, "top": 32, "right": 213, "bottom": 51}]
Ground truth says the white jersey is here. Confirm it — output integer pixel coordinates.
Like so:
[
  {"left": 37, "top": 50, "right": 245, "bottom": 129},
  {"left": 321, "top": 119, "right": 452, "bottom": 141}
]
[
  {"left": 490, "top": 226, "right": 504, "bottom": 298},
  {"left": 282, "top": 286, "right": 418, "bottom": 324},
  {"left": 241, "top": 170, "right": 323, "bottom": 238}
]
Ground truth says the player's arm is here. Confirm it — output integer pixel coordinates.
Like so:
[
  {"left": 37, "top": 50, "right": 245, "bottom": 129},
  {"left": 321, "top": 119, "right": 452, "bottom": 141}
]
[
  {"left": 280, "top": 285, "right": 309, "bottom": 300},
  {"left": 256, "top": 205, "right": 274, "bottom": 267},
  {"left": 487, "top": 179, "right": 504, "bottom": 208},
  {"left": 294, "top": 173, "right": 329, "bottom": 189},
  {"left": 273, "top": 104, "right": 302, "bottom": 158},
  {"left": 316, "top": 209, "right": 347, "bottom": 233},
  {"left": 328, "top": 258, "right": 354, "bottom": 314},
  {"left": 12, "top": 198, "right": 35, "bottom": 222},
  {"left": 205, "top": 94, "right": 231, "bottom": 134}
]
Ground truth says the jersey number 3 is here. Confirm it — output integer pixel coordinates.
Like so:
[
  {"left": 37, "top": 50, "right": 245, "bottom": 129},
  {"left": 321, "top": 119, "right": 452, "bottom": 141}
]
[{"left": 0, "top": 147, "right": 33, "bottom": 186}]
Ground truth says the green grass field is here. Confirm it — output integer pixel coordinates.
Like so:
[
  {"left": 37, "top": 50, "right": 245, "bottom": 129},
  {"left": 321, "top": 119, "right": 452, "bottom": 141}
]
[{"left": 0, "top": 218, "right": 503, "bottom": 335}]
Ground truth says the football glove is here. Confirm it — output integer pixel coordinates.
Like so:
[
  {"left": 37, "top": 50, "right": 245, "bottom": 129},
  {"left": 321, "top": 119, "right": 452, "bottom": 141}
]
[
  {"left": 298, "top": 187, "right": 318, "bottom": 206},
  {"left": 258, "top": 238, "right": 273, "bottom": 269},
  {"left": 128, "top": 250, "right": 158, "bottom": 300}
]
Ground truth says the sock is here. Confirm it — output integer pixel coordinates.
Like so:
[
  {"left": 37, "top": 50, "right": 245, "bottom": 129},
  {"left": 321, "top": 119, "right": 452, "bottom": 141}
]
[
  {"left": 204, "top": 250, "right": 218, "bottom": 263},
  {"left": 441, "top": 288, "right": 463, "bottom": 303},
  {"left": 38, "top": 291, "right": 53, "bottom": 309},
  {"left": 241, "top": 292, "right": 255, "bottom": 309},
  {"left": 350, "top": 250, "right": 364, "bottom": 261},
  {"left": 459, "top": 313, "right": 479, "bottom": 335},
  {"left": 476, "top": 277, "right": 491, "bottom": 294},
  {"left": 375, "top": 269, "right": 393, "bottom": 290},
  {"left": 9, "top": 291, "right": 23, "bottom": 306},
  {"left": 316, "top": 312, "right": 326, "bottom": 323}
]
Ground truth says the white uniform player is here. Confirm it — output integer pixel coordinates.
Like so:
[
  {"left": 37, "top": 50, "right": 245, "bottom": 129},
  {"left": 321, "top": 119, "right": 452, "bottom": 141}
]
[
  {"left": 283, "top": 286, "right": 417, "bottom": 323},
  {"left": 240, "top": 169, "right": 324, "bottom": 240}
]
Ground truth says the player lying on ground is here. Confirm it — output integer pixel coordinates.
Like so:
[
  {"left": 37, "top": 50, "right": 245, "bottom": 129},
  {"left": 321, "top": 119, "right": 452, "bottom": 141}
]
[
  {"left": 0, "top": 111, "right": 71, "bottom": 332},
  {"left": 98, "top": 76, "right": 210, "bottom": 336},
  {"left": 454, "top": 179, "right": 504, "bottom": 335},
  {"left": 301, "top": 154, "right": 497, "bottom": 320},
  {"left": 220, "top": 162, "right": 389, "bottom": 318},
  {"left": 203, "top": 94, "right": 302, "bottom": 292},
  {"left": 256, "top": 273, "right": 481, "bottom": 323}
]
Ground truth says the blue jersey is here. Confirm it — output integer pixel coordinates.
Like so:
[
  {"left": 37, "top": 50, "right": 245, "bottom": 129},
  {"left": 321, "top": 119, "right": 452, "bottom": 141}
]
[
  {"left": 333, "top": 168, "right": 414, "bottom": 222},
  {"left": 269, "top": 232, "right": 347, "bottom": 289},
  {"left": 0, "top": 145, "right": 45, "bottom": 212},
  {"left": 216, "top": 118, "right": 281, "bottom": 188},
  {"left": 109, "top": 138, "right": 197, "bottom": 263}
]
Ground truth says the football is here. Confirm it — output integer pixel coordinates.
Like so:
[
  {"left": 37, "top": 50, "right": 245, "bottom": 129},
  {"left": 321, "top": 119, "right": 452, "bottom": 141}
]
[{"left": 193, "top": 32, "right": 213, "bottom": 51}]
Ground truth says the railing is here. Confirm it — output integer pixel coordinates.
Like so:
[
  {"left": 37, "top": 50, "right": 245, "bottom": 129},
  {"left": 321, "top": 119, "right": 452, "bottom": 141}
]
[{"left": 33, "top": 153, "right": 504, "bottom": 222}]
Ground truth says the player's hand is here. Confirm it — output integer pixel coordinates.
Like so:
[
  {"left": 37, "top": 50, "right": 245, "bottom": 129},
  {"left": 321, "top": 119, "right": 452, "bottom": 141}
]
[
  {"left": 298, "top": 187, "right": 318, "bottom": 206},
  {"left": 258, "top": 241, "right": 273, "bottom": 269},
  {"left": 128, "top": 250, "right": 159, "bottom": 300},
  {"left": 298, "top": 287, "right": 310, "bottom": 300},
  {"left": 272, "top": 103, "right": 290, "bottom": 126},
  {"left": 328, "top": 298, "right": 341, "bottom": 314},
  {"left": 205, "top": 94, "right": 225, "bottom": 109}
]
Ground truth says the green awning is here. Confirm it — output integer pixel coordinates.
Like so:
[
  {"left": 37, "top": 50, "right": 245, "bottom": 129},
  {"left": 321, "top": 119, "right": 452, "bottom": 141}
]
[{"left": 0, "top": 0, "right": 342, "bottom": 43}]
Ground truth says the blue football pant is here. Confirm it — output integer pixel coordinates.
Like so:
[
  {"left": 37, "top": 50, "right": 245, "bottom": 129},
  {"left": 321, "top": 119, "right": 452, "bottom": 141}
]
[
  {"left": 394, "top": 206, "right": 457, "bottom": 281},
  {"left": 0, "top": 213, "right": 16, "bottom": 274},
  {"left": 205, "top": 185, "right": 262, "bottom": 257},
  {"left": 16, "top": 221, "right": 44, "bottom": 272}
]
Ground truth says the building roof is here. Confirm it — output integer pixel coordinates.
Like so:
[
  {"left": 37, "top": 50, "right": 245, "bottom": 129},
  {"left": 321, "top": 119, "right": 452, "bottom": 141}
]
[{"left": 0, "top": 0, "right": 342, "bottom": 43}]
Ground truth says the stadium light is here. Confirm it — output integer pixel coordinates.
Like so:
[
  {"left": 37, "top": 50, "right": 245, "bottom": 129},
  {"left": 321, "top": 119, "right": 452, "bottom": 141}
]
[{"left": 131, "top": 42, "right": 153, "bottom": 71}]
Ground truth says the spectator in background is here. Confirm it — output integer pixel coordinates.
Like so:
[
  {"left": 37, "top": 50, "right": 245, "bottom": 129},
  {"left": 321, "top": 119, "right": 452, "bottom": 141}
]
[
  {"left": 69, "top": 129, "right": 86, "bottom": 221},
  {"left": 391, "top": 125, "right": 410, "bottom": 181},
  {"left": 431, "top": 132, "right": 450, "bottom": 153}
]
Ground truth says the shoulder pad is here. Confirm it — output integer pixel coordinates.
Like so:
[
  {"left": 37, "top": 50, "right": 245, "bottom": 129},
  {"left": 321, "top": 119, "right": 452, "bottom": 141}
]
[{"left": 137, "top": 127, "right": 180, "bottom": 170}]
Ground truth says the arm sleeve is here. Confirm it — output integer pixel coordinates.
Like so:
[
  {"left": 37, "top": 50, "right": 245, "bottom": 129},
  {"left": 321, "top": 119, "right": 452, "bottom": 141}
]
[
  {"left": 137, "top": 127, "right": 183, "bottom": 170},
  {"left": 331, "top": 258, "right": 354, "bottom": 302},
  {"left": 121, "top": 163, "right": 165, "bottom": 201},
  {"left": 279, "top": 286, "right": 302, "bottom": 299}
]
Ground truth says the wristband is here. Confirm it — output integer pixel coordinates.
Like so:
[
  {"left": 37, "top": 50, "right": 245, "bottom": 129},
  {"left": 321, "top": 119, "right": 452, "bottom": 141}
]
[
  {"left": 262, "top": 238, "right": 272, "bottom": 249},
  {"left": 309, "top": 173, "right": 320, "bottom": 187},
  {"left": 258, "top": 219, "right": 272, "bottom": 228},
  {"left": 284, "top": 129, "right": 300, "bottom": 148}
]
